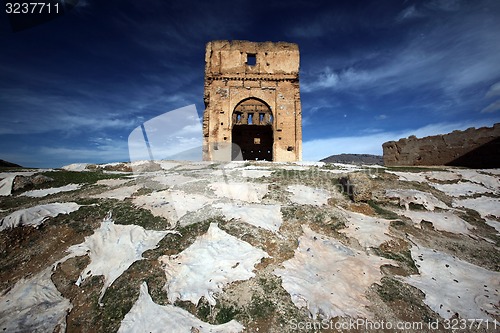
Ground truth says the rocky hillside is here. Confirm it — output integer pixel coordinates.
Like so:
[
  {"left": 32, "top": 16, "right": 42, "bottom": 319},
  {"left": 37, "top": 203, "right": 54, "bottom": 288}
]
[
  {"left": 0, "top": 159, "right": 22, "bottom": 168},
  {"left": 0, "top": 161, "right": 499, "bottom": 332},
  {"left": 321, "top": 154, "right": 384, "bottom": 166}
]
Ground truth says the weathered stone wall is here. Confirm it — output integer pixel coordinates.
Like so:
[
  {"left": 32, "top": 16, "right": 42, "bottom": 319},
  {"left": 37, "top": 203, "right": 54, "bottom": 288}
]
[
  {"left": 383, "top": 123, "right": 500, "bottom": 168},
  {"left": 203, "top": 40, "right": 302, "bottom": 162}
]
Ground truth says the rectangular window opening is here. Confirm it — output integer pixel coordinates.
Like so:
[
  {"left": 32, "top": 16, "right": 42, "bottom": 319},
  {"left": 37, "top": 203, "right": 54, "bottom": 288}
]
[
  {"left": 247, "top": 53, "right": 256, "bottom": 66},
  {"left": 259, "top": 113, "right": 264, "bottom": 123}
]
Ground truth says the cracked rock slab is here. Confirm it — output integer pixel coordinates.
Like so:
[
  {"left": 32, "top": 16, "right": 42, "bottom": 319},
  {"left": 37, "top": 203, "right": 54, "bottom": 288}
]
[
  {"left": 386, "top": 189, "right": 448, "bottom": 211},
  {"left": 21, "top": 184, "right": 82, "bottom": 198},
  {"left": 403, "top": 245, "right": 500, "bottom": 320},
  {"left": 159, "top": 223, "right": 269, "bottom": 306},
  {"left": 118, "top": 282, "right": 244, "bottom": 333},
  {"left": 287, "top": 184, "right": 331, "bottom": 206},
  {"left": 214, "top": 203, "right": 282, "bottom": 233},
  {"left": 337, "top": 207, "right": 393, "bottom": 248},
  {"left": 54, "top": 213, "right": 173, "bottom": 304},
  {"left": 0, "top": 268, "right": 72, "bottom": 333},
  {"left": 274, "top": 225, "right": 395, "bottom": 319},
  {"left": 209, "top": 182, "right": 268, "bottom": 203},
  {"left": 133, "top": 190, "right": 214, "bottom": 227},
  {"left": 0, "top": 202, "right": 81, "bottom": 231},
  {"left": 396, "top": 209, "right": 475, "bottom": 235}
]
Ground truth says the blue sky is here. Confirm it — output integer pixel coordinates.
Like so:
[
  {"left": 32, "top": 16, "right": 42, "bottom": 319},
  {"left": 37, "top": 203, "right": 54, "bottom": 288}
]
[{"left": 1, "top": 0, "right": 499, "bottom": 167}]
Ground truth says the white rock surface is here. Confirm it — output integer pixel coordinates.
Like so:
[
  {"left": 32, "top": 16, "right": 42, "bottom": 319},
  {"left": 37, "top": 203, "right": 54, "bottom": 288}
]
[
  {"left": 485, "top": 218, "right": 500, "bottom": 234},
  {"left": 280, "top": 165, "right": 310, "bottom": 171},
  {"left": 403, "top": 245, "right": 500, "bottom": 320},
  {"left": 452, "top": 196, "right": 500, "bottom": 218},
  {"left": 0, "top": 175, "right": 16, "bottom": 196},
  {"left": 429, "top": 182, "right": 492, "bottom": 197},
  {"left": 0, "top": 202, "right": 81, "bottom": 231},
  {"left": 397, "top": 210, "right": 475, "bottom": 235},
  {"left": 274, "top": 226, "right": 395, "bottom": 319},
  {"left": 118, "top": 282, "right": 244, "bottom": 333},
  {"left": 455, "top": 170, "right": 500, "bottom": 191},
  {"left": 213, "top": 166, "right": 273, "bottom": 179},
  {"left": 0, "top": 171, "right": 36, "bottom": 196},
  {"left": 0, "top": 268, "right": 72, "bottom": 333},
  {"left": 150, "top": 173, "right": 196, "bottom": 187},
  {"left": 62, "top": 163, "right": 89, "bottom": 171},
  {"left": 294, "top": 161, "right": 325, "bottom": 167},
  {"left": 287, "top": 184, "right": 330, "bottom": 206},
  {"left": 209, "top": 182, "right": 268, "bottom": 203},
  {"left": 337, "top": 208, "right": 393, "bottom": 248},
  {"left": 157, "top": 161, "right": 181, "bottom": 170},
  {"left": 214, "top": 203, "right": 282, "bottom": 233},
  {"left": 175, "top": 162, "right": 215, "bottom": 170},
  {"left": 54, "top": 213, "right": 172, "bottom": 304},
  {"left": 133, "top": 190, "right": 214, "bottom": 227},
  {"left": 330, "top": 163, "right": 363, "bottom": 172},
  {"left": 386, "top": 171, "right": 428, "bottom": 183},
  {"left": 479, "top": 169, "right": 500, "bottom": 176},
  {"left": 21, "top": 184, "right": 82, "bottom": 197},
  {"left": 239, "top": 169, "right": 273, "bottom": 178},
  {"left": 425, "top": 171, "right": 462, "bottom": 182},
  {"left": 96, "top": 178, "right": 132, "bottom": 187},
  {"left": 159, "top": 223, "right": 269, "bottom": 306},
  {"left": 385, "top": 189, "right": 448, "bottom": 211},
  {"left": 386, "top": 170, "right": 461, "bottom": 183},
  {"left": 92, "top": 184, "right": 142, "bottom": 201}
]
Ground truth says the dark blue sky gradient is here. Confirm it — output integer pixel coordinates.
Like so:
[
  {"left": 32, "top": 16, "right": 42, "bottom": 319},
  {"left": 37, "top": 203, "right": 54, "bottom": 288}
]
[{"left": 1, "top": 0, "right": 499, "bottom": 167}]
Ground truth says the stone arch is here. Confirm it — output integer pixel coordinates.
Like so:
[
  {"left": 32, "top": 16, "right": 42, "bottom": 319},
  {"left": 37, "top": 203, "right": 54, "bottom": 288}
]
[{"left": 231, "top": 97, "right": 273, "bottom": 161}]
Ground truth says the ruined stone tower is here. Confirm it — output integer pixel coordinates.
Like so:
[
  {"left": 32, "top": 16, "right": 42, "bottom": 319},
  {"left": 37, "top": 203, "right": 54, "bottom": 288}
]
[{"left": 202, "top": 40, "right": 302, "bottom": 162}]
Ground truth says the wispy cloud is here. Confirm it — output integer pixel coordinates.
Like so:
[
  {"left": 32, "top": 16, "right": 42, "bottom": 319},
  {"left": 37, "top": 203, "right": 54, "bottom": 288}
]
[
  {"left": 397, "top": 0, "right": 463, "bottom": 23},
  {"left": 396, "top": 5, "right": 423, "bottom": 22},
  {"left": 40, "top": 132, "right": 132, "bottom": 166},
  {"left": 425, "top": 0, "right": 462, "bottom": 12},
  {"left": 302, "top": 0, "right": 500, "bottom": 102},
  {"left": 485, "top": 82, "right": 500, "bottom": 98},
  {"left": 481, "top": 101, "right": 500, "bottom": 114},
  {"left": 0, "top": 79, "right": 198, "bottom": 135},
  {"left": 481, "top": 81, "right": 500, "bottom": 113},
  {"left": 0, "top": 88, "right": 138, "bottom": 135}
]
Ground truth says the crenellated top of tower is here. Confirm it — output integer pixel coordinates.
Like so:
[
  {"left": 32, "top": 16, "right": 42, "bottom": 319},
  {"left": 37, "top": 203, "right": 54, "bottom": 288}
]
[{"left": 205, "top": 40, "right": 300, "bottom": 79}]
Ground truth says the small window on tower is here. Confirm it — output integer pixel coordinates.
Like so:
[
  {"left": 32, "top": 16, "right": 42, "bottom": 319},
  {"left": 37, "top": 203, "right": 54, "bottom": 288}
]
[{"left": 247, "top": 53, "right": 256, "bottom": 66}]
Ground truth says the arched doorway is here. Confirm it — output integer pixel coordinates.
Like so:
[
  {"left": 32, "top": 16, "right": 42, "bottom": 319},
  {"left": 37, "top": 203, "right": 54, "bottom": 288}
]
[{"left": 232, "top": 98, "right": 273, "bottom": 161}]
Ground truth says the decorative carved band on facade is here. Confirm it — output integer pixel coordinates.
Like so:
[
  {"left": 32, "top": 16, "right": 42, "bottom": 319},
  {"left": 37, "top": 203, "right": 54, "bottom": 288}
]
[{"left": 206, "top": 76, "right": 299, "bottom": 83}]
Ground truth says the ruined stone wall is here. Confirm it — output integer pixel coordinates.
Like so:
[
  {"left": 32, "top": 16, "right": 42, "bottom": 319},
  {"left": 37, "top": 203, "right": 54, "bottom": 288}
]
[
  {"left": 383, "top": 123, "right": 500, "bottom": 168},
  {"left": 203, "top": 40, "right": 302, "bottom": 162}
]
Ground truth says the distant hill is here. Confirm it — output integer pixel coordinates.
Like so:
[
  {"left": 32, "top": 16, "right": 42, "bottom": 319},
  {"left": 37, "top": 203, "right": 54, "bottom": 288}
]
[
  {"left": 320, "top": 153, "right": 383, "bottom": 165},
  {"left": 0, "top": 159, "right": 22, "bottom": 168}
]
